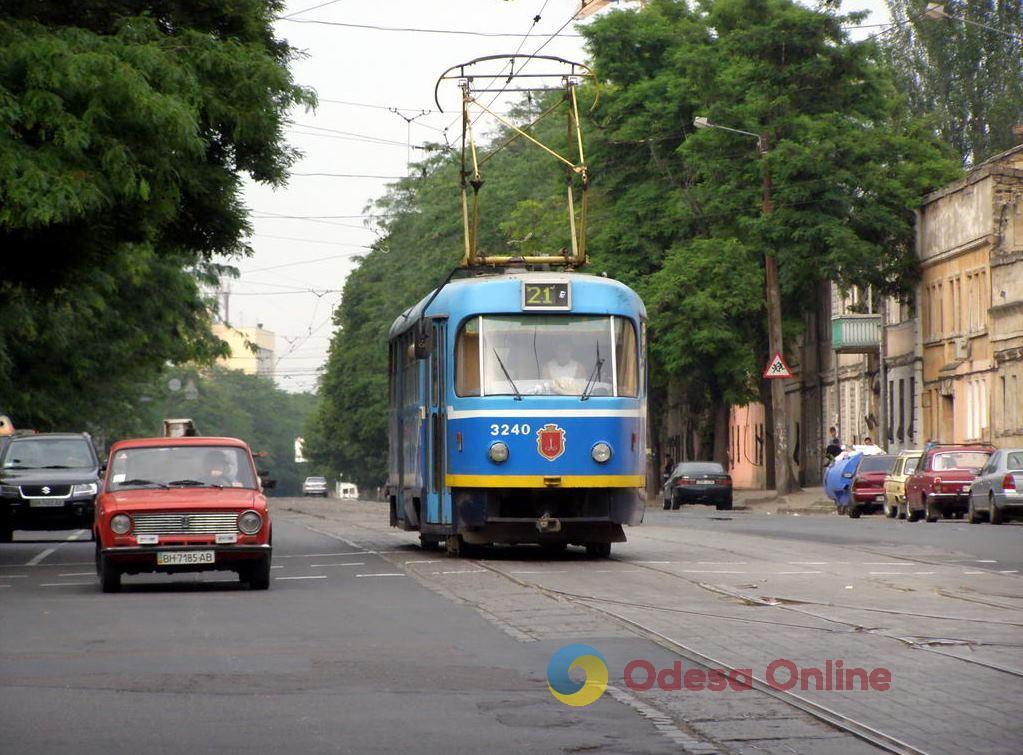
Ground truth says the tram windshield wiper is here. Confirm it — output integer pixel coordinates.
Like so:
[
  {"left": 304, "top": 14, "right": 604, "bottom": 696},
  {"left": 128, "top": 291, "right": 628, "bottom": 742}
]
[
  {"left": 492, "top": 349, "right": 523, "bottom": 400},
  {"left": 580, "top": 346, "right": 605, "bottom": 402}
]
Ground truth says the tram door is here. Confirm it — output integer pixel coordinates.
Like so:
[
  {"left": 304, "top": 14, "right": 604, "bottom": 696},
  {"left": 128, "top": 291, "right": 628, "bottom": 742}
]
[{"left": 424, "top": 319, "right": 448, "bottom": 525}]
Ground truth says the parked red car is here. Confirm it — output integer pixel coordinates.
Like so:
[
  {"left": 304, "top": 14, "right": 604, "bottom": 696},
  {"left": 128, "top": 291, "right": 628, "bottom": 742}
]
[
  {"left": 94, "top": 436, "right": 273, "bottom": 592},
  {"left": 904, "top": 444, "right": 994, "bottom": 522},
  {"left": 846, "top": 454, "right": 896, "bottom": 518}
]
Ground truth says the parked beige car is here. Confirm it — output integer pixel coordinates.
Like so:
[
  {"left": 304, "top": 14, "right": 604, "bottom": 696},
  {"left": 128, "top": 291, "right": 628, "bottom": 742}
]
[{"left": 884, "top": 449, "right": 922, "bottom": 519}]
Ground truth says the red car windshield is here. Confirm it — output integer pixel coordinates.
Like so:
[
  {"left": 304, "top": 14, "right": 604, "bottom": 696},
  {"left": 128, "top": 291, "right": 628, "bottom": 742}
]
[{"left": 107, "top": 445, "right": 257, "bottom": 490}]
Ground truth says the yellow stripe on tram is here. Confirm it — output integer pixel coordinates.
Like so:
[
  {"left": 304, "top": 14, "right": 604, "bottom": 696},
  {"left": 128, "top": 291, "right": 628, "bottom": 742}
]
[{"left": 445, "top": 474, "right": 645, "bottom": 489}]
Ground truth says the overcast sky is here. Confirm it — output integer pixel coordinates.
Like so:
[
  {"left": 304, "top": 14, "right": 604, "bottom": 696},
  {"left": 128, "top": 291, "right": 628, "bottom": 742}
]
[{"left": 233, "top": 0, "right": 892, "bottom": 393}]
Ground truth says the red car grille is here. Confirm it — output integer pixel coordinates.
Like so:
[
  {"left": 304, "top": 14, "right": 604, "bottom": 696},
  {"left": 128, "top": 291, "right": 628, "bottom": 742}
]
[{"left": 131, "top": 512, "right": 238, "bottom": 536}]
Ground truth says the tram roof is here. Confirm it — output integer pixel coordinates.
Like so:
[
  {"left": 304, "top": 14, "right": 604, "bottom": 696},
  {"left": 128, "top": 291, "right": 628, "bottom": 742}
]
[{"left": 389, "top": 271, "right": 645, "bottom": 340}]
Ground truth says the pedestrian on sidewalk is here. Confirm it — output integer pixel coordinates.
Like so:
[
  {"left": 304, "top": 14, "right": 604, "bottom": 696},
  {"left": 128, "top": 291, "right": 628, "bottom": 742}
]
[{"left": 824, "top": 427, "right": 842, "bottom": 467}]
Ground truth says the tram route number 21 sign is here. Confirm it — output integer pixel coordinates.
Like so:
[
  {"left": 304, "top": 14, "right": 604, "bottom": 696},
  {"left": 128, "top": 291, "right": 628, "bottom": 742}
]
[{"left": 522, "top": 281, "right": 570, "bottom": 310}]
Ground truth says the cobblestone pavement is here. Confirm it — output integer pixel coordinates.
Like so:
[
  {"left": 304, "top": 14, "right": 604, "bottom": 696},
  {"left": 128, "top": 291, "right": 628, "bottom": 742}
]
[{"left": 281, "top": 498, "right": 1023, "bottom": 754}]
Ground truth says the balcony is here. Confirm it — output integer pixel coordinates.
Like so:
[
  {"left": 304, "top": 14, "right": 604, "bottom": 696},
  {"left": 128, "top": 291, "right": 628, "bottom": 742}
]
[{"left": 831, "top": 314, "right": 882, "bottom": 354}]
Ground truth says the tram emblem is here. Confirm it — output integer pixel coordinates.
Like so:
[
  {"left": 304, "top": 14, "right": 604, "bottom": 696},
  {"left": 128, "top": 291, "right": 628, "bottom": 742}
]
[{"left": 537, "top": 423, "right": 566, "bottom": 461}]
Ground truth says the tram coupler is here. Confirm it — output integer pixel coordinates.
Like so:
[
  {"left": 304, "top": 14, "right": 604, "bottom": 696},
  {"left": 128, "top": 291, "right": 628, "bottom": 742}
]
[{"left": 536, "top": 512, "right": 561, "bottom": 533}]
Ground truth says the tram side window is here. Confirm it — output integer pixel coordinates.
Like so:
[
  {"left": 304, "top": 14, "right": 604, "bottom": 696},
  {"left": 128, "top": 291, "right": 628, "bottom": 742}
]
[
  {"left": 402, "top": 337, "right": 420, "bottom": 406},
  {"left": 455, "top": 318, "right": 481, "bottom": 396},
  {"left": 615, "top": 318, "right": 639, "bottom": 397}
]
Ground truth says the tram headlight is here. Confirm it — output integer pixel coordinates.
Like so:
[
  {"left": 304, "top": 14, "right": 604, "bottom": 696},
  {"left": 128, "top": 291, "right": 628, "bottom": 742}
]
[
  {"left": 488, "top": 441, "right": 509, "bottom": 464},
  {"left": 591, "top": 442, "right": 612, "bottom": 464}
]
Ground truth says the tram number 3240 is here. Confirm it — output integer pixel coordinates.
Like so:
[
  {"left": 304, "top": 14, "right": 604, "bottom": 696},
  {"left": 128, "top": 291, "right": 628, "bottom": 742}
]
[{"left": 489, "top": 423, "right": 532, "bottom": 436}]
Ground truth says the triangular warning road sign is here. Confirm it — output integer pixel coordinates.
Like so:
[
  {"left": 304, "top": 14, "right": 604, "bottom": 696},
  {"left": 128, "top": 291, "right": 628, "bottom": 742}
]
[{"left": 763, "top": 352, "right": 793, "bottom": 379}]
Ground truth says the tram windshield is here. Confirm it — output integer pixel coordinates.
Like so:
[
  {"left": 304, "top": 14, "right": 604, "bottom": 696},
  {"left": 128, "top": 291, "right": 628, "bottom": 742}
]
[{"left": 455, "top": 315, "right": 638, "bottom": 397}]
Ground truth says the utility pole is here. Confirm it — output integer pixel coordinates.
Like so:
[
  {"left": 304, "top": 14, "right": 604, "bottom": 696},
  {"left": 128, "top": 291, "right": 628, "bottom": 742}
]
[
  {"left": 759, "top": 134, "right": 795, "bottom": 494},
  {"left": 694, "top": 118, "right": 796, "bottom": 493}
]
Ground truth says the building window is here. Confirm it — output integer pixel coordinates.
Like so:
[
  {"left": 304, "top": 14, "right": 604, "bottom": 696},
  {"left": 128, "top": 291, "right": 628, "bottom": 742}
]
[
  {"left": 966, "top": 382, "right": 974, "bottom": 439},
  {"left": 979, "top": 378, "right": 988, "bottom": 433},
  {"left": 1012, "top": 374, "right": 1019, "bottom": 430},
  {"left": 951, "top": 277, "right": 959, "bottom": 334}
]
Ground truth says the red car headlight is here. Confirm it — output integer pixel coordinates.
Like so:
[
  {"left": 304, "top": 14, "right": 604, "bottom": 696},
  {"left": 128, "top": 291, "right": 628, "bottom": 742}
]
[
  {"left": 110, "top": 514, "right": 131, "bottom": 535},
  {"left": 238, "top": 510, "right": 263, "bottom": 535}
]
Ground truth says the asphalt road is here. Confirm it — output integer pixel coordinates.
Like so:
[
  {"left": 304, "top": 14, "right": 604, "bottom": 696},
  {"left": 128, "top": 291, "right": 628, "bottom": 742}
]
[
  {"left": 3, "top": 500, "right": 1021, "bottom": 754},
  {"left": 646, "top": 505, "right": 1023, "bottom": 572},
  {"left": 0, "top": 518, "right": 676, "bottom": 754}
]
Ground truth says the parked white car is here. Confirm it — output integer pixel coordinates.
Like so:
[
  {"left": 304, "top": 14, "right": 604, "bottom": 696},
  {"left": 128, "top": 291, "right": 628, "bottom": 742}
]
[
  {"left": 967, "top": 448, "right": 1023, "bottom": 524},
  {"left": 302, "top": 476, "right": 328, "bottom": 497}
]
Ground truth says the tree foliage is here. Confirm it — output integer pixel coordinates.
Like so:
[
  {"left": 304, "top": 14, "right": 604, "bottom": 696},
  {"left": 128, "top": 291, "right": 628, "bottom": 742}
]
[
  {"left": 306, "top": 0, "right": 960, "bottom": 482},
  {"left": 883, "top": 0, "right": 1023, "bottom": 165},
  {"left": 0, "top": 1, "right": 313, "bottom": 433},
  {"left": 151, "top": 367, "right": 318, "bottom": 496},
  {"left": 112, "top": 367, "right": 317, "bottom": 495}
]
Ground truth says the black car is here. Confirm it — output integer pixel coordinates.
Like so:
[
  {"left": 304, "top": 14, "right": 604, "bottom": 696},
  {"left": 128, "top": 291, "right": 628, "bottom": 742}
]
[
  {"left": 0, "top": 433, "right": 101, "bottom": 542},
  {"left": 663, "top": 461, "right": 733, "bottom": 510}
]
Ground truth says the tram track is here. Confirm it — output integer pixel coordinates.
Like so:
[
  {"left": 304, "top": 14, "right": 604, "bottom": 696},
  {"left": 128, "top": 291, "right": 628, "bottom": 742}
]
[{"left": 473, "top": 556, "right": 932, "bottom": 755}]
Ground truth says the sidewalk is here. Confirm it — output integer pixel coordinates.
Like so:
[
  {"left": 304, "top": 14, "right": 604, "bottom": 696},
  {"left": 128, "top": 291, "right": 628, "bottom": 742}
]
[
  {"left": 646, "top": 487, "right": 835, "bottom": 515},
  {"left": 732, "top": 487, "right": 834, "bottom": 515}
]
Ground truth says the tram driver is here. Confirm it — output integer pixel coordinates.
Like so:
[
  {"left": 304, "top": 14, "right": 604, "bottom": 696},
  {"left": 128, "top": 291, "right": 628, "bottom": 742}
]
[{"left": 544, "top": 351, "right": 586, "bottom": 395}]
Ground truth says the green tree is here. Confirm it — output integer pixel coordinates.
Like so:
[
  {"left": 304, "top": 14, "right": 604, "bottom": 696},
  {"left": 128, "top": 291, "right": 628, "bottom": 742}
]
[
  {"left": 148, "top": 367, "right": 319, "bottom": 496},
  {"left": 0, "top": 1, "right": 313, "bottom": 433},
  {"left": 883, "top": 0, "right": 1023, "bottom": 165},
  {"left": 584, "top": 0, "right": 959, "bottom": 459}
]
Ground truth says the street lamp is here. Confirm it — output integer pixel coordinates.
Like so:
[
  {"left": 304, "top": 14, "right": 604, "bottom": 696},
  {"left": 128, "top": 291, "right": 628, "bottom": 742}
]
[{"left": 693, "top": 115, "right": 795, "bottom": 494}]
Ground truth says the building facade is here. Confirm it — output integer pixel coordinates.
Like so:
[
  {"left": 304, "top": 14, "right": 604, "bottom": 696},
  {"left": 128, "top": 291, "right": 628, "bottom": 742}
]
[
  {"left": 211, "top": 323, "right": 276, "bottom": 379},
  {"left": 723, "top": 144, "right": 1023, "bottom": 489},
  {"left": 917, "top": 144, "right": 1023, "bottom": 446}
]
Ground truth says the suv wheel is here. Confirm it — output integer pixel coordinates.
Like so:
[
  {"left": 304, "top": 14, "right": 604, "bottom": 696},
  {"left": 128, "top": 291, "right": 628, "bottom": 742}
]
[{"left": 585, "top": 543, "right": 612, "bottom": 558}]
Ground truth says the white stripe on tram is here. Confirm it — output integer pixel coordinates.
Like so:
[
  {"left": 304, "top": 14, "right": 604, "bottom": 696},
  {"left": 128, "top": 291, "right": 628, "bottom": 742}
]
[{"left": 446, "top": 408, "right": 644, "bottom": 419}]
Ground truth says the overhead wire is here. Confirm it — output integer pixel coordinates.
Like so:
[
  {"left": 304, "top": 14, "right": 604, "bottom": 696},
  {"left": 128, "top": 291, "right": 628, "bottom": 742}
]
[
  {"left": 289, "top": 172, "right": 405, "bottom": 180},
  {"left": 245, "top": 233, "right": 372, "bottom": 247},
  {"left": 278, "top": 0, "right": 346, "bottom": 20},
  {"left": 279, "top": 17, "right": 585, "bottom": 38},
  {"left": 290, "top": 122, "right": 413, "bottom": 147},
  {"left": 239, "top": 252, "right": 369, "bottom": 275}
]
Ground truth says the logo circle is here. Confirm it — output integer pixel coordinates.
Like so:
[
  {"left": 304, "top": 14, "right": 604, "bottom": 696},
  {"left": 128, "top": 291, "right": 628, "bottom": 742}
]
[{"left": 546, "top": 643, "right": 608, "bottom": 707}]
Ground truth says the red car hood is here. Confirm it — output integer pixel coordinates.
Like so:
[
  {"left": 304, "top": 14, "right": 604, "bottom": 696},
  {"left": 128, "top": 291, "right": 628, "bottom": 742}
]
[{"left": 101, "top": 487, "right": 260, "bottom": 512}]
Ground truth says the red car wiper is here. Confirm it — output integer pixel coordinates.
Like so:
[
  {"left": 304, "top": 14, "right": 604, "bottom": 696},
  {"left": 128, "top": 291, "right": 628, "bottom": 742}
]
[{"left": 166, "top": 479, "right": 224, "bottom": 489}]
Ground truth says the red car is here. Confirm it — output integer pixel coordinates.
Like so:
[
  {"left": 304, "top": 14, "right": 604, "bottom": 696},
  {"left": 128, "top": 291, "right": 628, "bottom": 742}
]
[
  {"left": 904, "top": 444, "right": 994, "bottom": 522},
  {"left": 846, "top": 454, "right": 896, "bottom": 518},
  {"left": 94, "top": 437, "right": 272, "bottom": 592}
]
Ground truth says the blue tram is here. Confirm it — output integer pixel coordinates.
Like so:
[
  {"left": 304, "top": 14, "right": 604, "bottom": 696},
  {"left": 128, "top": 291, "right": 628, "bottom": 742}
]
[{"left": 386, "top": 271, "right": 647, "bottom": 557}]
